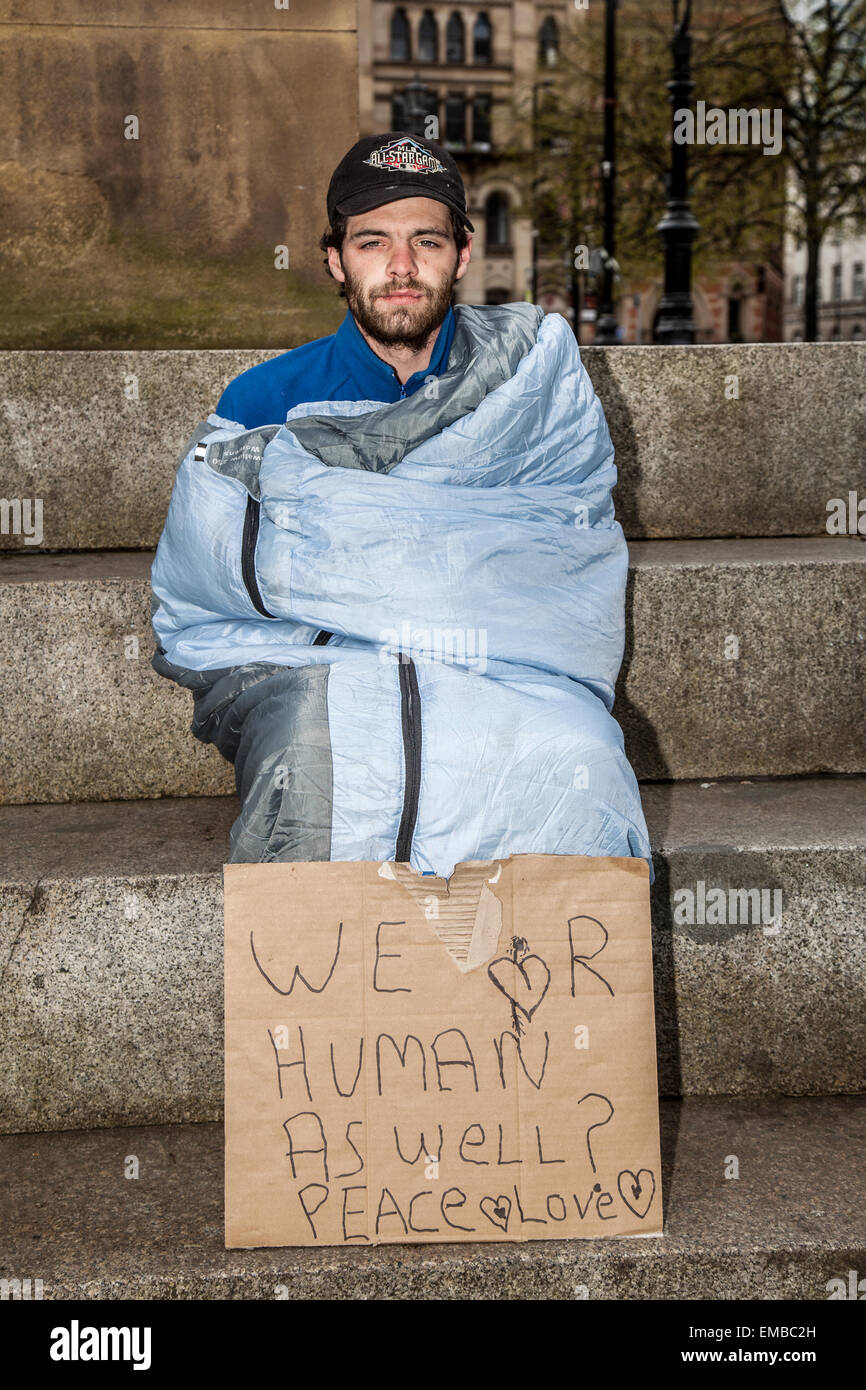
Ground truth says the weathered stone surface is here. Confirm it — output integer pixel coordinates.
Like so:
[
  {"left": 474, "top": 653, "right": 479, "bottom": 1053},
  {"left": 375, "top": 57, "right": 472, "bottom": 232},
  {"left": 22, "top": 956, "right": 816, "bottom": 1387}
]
[
  {"left": 0, "top": 12, "right": 357, "bottom": 272},
  {"left": 583, "top": 342, "right": 866, "bottom": 539},
  {"left": 0, "top": 539, "right": 862, "bottom": 804},
  {"left": 623, "top": 537, "right": 866, "bottom": 780},
  {"left": 0, "top": 1097, "right": 863, "bottom": 1298},
  {"left": 0, "top": 351, "right": 283, "bottom": 549},
  {"left": 1, "top": 344, "right": 863, "bottom": 548},
  {"left": 0, "top": 779, "right": 863, "bottom": 1133},
  {"left": 0, "top": 550, "right": 234, "bottom": 803}
]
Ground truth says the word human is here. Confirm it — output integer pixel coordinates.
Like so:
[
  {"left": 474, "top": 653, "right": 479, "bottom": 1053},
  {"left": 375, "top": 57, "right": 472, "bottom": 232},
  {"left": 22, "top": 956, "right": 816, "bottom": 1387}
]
[{"left": 674, "top": 102, "right": 783, "bottom": 156}]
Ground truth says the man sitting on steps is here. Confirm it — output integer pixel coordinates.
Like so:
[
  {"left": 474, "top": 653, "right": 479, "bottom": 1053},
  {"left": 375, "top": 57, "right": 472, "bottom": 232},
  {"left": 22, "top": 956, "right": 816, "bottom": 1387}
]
[{"left": 150, "top": 131, "right": 653, "bottom": 880}]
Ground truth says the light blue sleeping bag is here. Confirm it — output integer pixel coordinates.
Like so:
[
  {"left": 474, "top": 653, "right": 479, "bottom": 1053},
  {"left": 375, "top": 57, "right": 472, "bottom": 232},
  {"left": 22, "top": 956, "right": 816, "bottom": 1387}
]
[{"left": 151, "top": 303, "right": 653, "bottom": 881}]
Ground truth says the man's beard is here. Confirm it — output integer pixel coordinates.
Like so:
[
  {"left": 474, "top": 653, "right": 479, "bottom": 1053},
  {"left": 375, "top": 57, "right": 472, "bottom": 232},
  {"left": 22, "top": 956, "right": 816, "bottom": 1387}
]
[{"left": 342, "top": 261, "right": 458, "bottom": 352}]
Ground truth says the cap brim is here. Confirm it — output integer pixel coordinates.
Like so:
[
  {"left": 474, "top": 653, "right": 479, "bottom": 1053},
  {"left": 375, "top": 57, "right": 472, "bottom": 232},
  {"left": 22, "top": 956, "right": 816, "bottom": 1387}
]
[{"left": 334, "top": 184, "right": 474, "bottom": 233}]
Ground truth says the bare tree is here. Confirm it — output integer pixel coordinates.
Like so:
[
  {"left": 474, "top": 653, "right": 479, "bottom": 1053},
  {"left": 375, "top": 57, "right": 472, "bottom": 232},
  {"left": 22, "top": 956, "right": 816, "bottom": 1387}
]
[{"left": 775, "top": 0, "right": 866, "bottom": 339}]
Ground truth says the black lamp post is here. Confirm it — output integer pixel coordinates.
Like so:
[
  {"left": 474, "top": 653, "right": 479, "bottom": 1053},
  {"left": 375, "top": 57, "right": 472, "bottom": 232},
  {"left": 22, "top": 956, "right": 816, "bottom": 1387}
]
[
  {"left": 404, "top": 73, "right": 433, "bottom": 140},
  {"left": 531, "top": 78, "right": 554, "bottom": 304},
  {"left": 654, "top": 0, "right": 699, "bottom": 343},
  {"left": 595, "top": 0, "right": 619, "bottom": 345}
]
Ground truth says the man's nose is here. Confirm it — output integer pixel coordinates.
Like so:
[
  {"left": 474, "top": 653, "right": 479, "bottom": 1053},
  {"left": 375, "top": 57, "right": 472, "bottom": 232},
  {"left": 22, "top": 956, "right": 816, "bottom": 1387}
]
[{"left": 387, "top": 242, "right": 418, "bottom": 279}]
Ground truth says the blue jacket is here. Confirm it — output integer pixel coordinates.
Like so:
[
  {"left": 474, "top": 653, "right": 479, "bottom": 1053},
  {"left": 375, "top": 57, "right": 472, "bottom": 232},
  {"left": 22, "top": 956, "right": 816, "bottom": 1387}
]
[{"left": 217, "top": 307, "right": 457, "bottom": 428}]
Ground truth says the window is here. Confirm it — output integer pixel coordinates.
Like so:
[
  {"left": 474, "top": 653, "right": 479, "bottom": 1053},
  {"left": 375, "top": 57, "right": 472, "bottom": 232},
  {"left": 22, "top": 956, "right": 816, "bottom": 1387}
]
[
  {"left": 485, "top": 191, "right": 511, "bottom": 250},
  {"left": 418, "top": 10, "right": 438, "bottom": 63},
  {"left": 792, "top": 274, "right": 803, "bottom": 306},
  {"left": 727, "top": 295, "right": 742, "bottom": 341},
  {"left": 853, "top": 262, "right": 865, "bottom": 299},
  {"left": 832, "top": 262, "right": 842, "bottom": 301},
  {"left": 446, "top": 12, "right": 465, "bottom": 64},
  {"left": 853, "top": 324, "right": 863, "bottom": 339},
  {"left": 830, "top": 324, "right": 841, "bottom": 340},
  {"left": 390, "top": 7, "right": 410, "bottom": 62},
  {"left": 485, "top": 287, "right": 512, "bottom": 305},
  {"left": 391, "top": 92, "right": 407, "bottom": 129},
  {"left": 445, "top": 94, "right": 466, "bottom": 145},
  {"left": 472, "top": 93, "right": 492, "bottom": 146},
  {"left": 473, "top": 13, "right": 492, "bottom": 65},
  {"left": 538, "top": 16, "right": 559, "bottom": 67}
]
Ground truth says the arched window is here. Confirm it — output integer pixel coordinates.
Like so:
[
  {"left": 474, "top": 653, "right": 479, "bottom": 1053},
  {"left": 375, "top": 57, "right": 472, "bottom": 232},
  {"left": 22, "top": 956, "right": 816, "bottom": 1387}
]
[
  {"left": 852, "top": 324, "right": 863, "bottom": 339},
  {"left": 472, "top": 92, "right": 492, "bottom": 146},
  {"left": 485, "top": 191, "right": 510, "bottom": 250},
  {"left": 538, "top": 16, "right": 559, "bottom": 67},
  {"left": 390, "top": 7, "right": 410, "bottom": 62},
  {"left": 445, "top": 93, "right": 466, "bottom": 145},
  {"left": 418, "top": 10, "right": 438, "bottom": 63},
  {"left": 446, "top": 12, "right": 465, "bottom": 64},
  {"left": 473, "top": 13, "right": 492, "bottom": 65}
]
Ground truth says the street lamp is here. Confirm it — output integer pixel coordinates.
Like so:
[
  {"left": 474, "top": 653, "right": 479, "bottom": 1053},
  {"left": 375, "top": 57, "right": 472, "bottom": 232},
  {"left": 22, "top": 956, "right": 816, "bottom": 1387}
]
[
  {"left": 654, "top": 0, "right": 699, "bottom": 343},
  {"left": 404, "top": 73, "right": 433, "bottom": 140},
  {"left": 531, "top": 77, "right": 554, "bottom": 304},
  {"left": 595, "top": 0, "right": 619, "bottom": 345}
]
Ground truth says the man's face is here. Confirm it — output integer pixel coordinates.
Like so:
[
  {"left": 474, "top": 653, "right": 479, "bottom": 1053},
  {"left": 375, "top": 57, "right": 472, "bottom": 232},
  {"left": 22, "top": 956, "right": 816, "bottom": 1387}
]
[{"left": 327, "top": 196, "right": 472, "bottom": 351}]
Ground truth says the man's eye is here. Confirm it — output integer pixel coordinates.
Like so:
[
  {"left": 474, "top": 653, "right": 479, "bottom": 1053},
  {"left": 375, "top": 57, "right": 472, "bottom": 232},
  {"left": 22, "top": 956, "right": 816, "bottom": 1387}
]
[
  {"left": 359, "top": 241, "right": 381, "bottom": 249},
  {"left": 418, "top": 239, "right": 442, "bottom": 248}
]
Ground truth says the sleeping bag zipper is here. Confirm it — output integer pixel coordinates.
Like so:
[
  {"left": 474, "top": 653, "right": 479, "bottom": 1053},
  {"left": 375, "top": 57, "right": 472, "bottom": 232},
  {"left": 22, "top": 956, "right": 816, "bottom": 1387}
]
[
  {"left": 395, "top": 656, "right": 422, "bottom": 863},
  {"left": 240, "top": 494, "right": 331, "bottom": 641},
  {"left": 241, "top": 495, "right": 276, "bottom": 618}
]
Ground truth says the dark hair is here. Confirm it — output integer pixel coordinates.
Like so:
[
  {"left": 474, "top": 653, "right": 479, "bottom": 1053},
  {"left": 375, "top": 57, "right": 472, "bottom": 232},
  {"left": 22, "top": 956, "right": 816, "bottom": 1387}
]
[{"left": 320, "top": 205, "right": 470, "bottom": 293}]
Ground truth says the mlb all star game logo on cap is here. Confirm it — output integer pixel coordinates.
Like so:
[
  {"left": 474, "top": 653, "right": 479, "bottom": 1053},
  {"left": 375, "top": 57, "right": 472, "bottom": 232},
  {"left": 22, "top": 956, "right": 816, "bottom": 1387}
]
[
  {"left": 326, "top": 131, "right": 475, "bottom": 232},
  {"left": 363, "top": 136, "right": 446, "bottom": 175}
]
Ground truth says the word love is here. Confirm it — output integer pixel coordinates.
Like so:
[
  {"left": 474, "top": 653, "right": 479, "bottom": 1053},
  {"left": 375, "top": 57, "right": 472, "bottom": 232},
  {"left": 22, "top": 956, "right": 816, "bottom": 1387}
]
[{"left": 297, "top": 1169, "right": 658, "bottom": 1242}]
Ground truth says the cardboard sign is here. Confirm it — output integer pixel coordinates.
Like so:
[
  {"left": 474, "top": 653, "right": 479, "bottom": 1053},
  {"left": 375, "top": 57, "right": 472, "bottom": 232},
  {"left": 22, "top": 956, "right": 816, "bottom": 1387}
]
[{"left": 224, "top": 854, "right": 662, "bottom": 1247}]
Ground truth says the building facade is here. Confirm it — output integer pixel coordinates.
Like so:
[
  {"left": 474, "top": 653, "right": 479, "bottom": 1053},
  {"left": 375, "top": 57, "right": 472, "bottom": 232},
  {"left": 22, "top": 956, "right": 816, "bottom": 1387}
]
[
  {"left": 357, "top": 0, "right": 568, "bottom": 307},
  {"left": 784, "top": 228, "right": 866, "bottom": 341},
  {"left": 357, "top": 1, "right": 785, "bottom": 341}
]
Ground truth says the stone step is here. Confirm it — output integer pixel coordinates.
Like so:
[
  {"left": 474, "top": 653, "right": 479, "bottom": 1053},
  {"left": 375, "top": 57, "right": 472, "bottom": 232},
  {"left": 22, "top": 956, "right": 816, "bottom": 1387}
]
[
  {"left": 0, "top": 1096, "right": 862, "bottom": 1298},
  {"left": 0, "top": 344, "right": 862, "bottom": 549},
  {"left": 0, "top": 538, "right": 863, "bottom": 804},
  {"left": 0, "top": 777, "right": 863, "bottom": 1134}
]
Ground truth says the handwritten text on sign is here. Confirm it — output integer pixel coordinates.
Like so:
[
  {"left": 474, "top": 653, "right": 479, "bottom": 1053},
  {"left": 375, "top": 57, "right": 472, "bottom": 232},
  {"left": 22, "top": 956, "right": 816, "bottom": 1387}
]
[{"left": 224, "top": 856, "right": 662, "bottom": 1247}]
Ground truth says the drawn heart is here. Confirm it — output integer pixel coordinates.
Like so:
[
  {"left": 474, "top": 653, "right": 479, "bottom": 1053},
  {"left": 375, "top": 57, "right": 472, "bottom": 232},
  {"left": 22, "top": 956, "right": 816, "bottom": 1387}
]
[
  {"left": 480, "top": 1195, "right": 511, "bottom": 1232},
  {"left": 487, "top": 954, "right": 551, "bottom": 1021},
  {"left": 617, "top": 1168, "right": 656, "bottom": 1219}
]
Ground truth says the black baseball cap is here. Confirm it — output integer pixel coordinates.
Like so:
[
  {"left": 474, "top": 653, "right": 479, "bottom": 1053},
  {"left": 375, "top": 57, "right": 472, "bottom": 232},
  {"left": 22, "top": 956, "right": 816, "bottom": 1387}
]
[{"left": 327, "top": 132, "right": 475, "bottom": 233}]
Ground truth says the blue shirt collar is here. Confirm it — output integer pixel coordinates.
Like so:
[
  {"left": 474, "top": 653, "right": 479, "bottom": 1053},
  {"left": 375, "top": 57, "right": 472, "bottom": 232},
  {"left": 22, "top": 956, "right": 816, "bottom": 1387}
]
[{"left": 335, "top": 305, "right": 456, "bottom": 400}]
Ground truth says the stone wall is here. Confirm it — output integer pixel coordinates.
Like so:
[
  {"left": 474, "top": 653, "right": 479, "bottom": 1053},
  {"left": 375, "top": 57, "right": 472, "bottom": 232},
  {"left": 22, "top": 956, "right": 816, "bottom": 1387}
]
[{"left": 0, "top": 0, "right": 359, "bottom": 347}]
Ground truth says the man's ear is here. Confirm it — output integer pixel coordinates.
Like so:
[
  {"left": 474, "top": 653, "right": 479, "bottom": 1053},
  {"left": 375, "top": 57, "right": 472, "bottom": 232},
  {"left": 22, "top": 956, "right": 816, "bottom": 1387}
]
[
  {"left": 455, "top": 236, "right": 473, "bottom": 282},
  {"left": 327, "top": 245, "right": 347, "bottom": 283}
]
